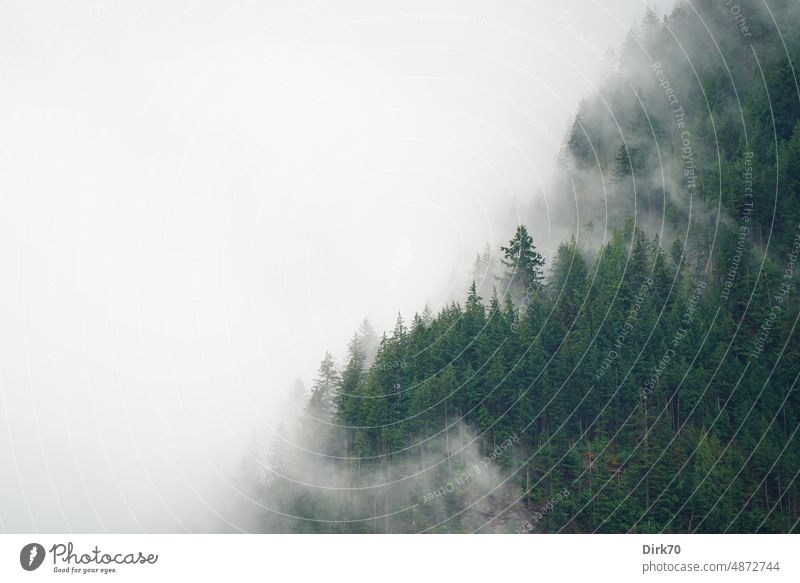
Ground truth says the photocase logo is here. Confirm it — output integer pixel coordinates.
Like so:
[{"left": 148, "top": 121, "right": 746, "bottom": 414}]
[{"left": 20, "top": 543, "right": 46, "bottom": 571}]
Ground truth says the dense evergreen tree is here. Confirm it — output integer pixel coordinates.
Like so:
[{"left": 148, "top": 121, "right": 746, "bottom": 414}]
[
  {"left": 242, "top": 0, "right": 800, "bottom": 533},
  {"left": 499, "top": 225, "right": 545, "bottom": 303}
]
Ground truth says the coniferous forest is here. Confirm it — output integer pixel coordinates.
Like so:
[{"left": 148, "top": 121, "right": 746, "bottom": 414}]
[{"left": 237, "top": 0, "right": 800, "bottom": 533}]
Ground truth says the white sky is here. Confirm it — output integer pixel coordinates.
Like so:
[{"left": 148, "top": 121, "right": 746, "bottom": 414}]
[{"left": 0, "top": 0, "right": 673, "bottom": 532}]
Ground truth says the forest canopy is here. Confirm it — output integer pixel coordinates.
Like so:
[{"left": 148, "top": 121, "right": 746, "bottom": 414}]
[{"left": 235, "top": 0, "right": 800, "bottom": 534}]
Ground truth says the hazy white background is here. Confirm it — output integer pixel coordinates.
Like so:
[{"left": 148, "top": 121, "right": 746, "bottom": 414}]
[{"left": 0, "top": 0, "right": 672, "bottom": 532}]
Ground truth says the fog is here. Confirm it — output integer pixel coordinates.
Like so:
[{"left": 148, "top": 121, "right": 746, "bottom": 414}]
[{"left": 0, "top": 0, "right": 672, "bottom": 532}]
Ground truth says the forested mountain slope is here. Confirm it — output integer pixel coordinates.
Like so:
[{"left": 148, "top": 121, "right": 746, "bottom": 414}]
[{"left": 237, "top": 0, "right": 800, "bottom": 533}]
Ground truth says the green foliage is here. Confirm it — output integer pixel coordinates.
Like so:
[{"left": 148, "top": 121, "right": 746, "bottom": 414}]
[
  {"left": 247, "top": 0, "right": 800, "bottom": 533},
  {"left": 252, "top": 222, "right": 799, "bottom": 533},
  {"left": 499, "top": 225, "right": 546, "bottom": 302}
]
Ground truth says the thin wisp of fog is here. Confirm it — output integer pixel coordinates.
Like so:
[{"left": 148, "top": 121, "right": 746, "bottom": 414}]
[{"left": 1, "top": 0, "right": 674, "bottom": 532}]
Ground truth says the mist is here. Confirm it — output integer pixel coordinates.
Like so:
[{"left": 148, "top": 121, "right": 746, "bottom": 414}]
[{"left": 0, "top": 0, "right": 674, "bottom": 533}]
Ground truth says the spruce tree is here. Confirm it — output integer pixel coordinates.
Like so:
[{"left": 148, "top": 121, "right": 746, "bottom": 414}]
[{"left": 500, "top": 225, "right": 545, "bottom": 304}]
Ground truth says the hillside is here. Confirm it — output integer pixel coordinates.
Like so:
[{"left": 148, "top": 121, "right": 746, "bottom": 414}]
[{"left": 238, "top": 0, "right": 800, "bottom": 533}]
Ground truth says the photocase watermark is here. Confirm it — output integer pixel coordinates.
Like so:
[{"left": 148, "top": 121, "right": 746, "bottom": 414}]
[
  {"left": 373, "top": 359, "right": 407, "bottom": 372},
  {"left": 642, "top": 279, "right": 707, "bottom": 399},
  {"left": 422, "top": 433, "right": 519, "bottom": 503},
  {"left": 20, "top": 543, "right": 46, "bottom": 571},
  {"left": 452, "top": 77, "right": 572, "bottom": 172},
  {"left": 750, "top": 225, "right": 800, "bottom": 359},
  {"left": 653, "top": 61, "right": 697, "bottom": 198},
  {"left": 422, "top": 463, "right": 482, "bottom": 503},
  {"left": 144, "top": 379, "right": 179, "bottom": 464},
  {"left": 517, "top": 487, "right": 571, "bottom": 533},
  {"left": 484, "top": 433, "right": 520, "bottom": 464},
  {"left": 721, "top": 152, "right": 755, "bottom": 301},
  {"left": 722, "top": 0, "right": 754, "bottom": 39},
  {"left": 556, "top": 11, "right": 629, "bottom": 78},
  {"left": 87, "top": 0, "right": 116, "bottom": 19},
  {"left": 20, "top": 541, "right": 158, "bottom": 575},
  {"left": 596, "top": 277, "right": 653, "bottom": 381},
  {"left": 509, "top": 276, "right": 547, "bottom": 333},
  {"left": 410, "top": 10, "right": 529, "bottom": 42}
]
